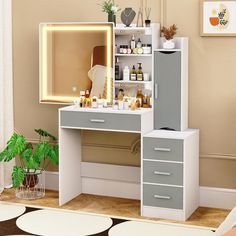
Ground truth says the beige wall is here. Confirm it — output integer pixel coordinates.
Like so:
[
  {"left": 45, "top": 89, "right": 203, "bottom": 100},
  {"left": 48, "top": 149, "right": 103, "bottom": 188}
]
[{"left": 13, "top": 0, "right": 236, "bottom": 189}]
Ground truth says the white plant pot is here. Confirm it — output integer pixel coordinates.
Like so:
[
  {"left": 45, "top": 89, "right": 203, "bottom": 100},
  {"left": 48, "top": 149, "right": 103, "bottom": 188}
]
[{"left": 163, "top": 39, "right": 175, "bottom": 49}]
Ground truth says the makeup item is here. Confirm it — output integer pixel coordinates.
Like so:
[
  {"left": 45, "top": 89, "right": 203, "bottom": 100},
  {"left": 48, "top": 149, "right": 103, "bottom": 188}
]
[
  {"left": 131, "top": 35, "right": 136, "bottom": 50},
  {"left": 142, "top": 44, "right": 151, "bottom": 54},
  {"left": 123, "top": 46, "right": 128, "bottom": 54},
  {"left": 147, "top": 44, "right": 152, "bottom": 53},
  {"left": 118, "top": 100, "right": 124, "bottom": 110},
  {"left": 119, "top": 45, "right": 124, "bottom": 54},
  {"left": 130, "top": 65, "right": 137, "bottom": 81},
  {"left": 85, "top": 90, "right": 90, "bottom": 98},
  {"left": 118, "top": 89, "right": 124, "bottom": 101},
  {"left": 137, "top": 47, "right": 143, "bottom": 54},
  {"left": 91, "top": 96, "right": 98, "bottom": 108},
  {"left": 74, "top": 99, "right": 80, "bottom": 108},
  {"left": 137, "top": 38, "right": 142, "bottom": 48},
  {"left": 133, "top": 48, "right": 138, "bottom": 54},
  {"left": 127, "top": 47, "right": 132, "bottom": 54},
  {"left": 80, "top": 91, "right": 85, "bottom": 107},
  {"left": 143, "top": 73, "right": 150, "bottom": 81},
  {"left": 136, "top": 89, "right": 144, "bottom": 107},
  {"left": 137, "top": 63, "right": 143, "bottom": 81},
  {"left": 131, "top": 101, "right": 137, "bottom": 110},
  {"left": 123, "top": 66, "right": 130, "bottom": 82},
  {"left": 113, "top": 99, "right": 119, "bottom": 110},
  {"left": 103, "top": 99, "right": 108, "bottom": 108},
  {"left": 115, "top": 44, "right": 118, "bottom": 54},
  {"left": 97, "top": 94, "right": 103, "bottom": 108},
  {"left": 115, "top": 58, "right": 122, "bottom": 80},
  {"left": 124, "top": 97, "right": 129, "bottom": 110}
]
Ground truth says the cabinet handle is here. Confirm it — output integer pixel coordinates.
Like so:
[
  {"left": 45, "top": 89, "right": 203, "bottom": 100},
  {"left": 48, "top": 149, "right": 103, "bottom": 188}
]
[
  {"left": 154, "top": 194, "right": 171, "bottom": 200},
  {"left": 90, "top": 119, "right": 105, "bottom": 123},
  {"left": 154, "top": 83, "right": 158, "bottom": 100},
  {"left": 154, "top": 147, "right": 171, "bottom": 152},
  {"left": 154, "top": 171, "right": 171, "bottom": 176}
]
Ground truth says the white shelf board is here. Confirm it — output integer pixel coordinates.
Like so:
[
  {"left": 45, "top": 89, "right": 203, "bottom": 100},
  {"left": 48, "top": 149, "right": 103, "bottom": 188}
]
[
  {"left": 115, "top": 80, "right": 152, "bottom": 84},
  {"left": 115, "top": 54, "right": 152, "bottom": 57}
]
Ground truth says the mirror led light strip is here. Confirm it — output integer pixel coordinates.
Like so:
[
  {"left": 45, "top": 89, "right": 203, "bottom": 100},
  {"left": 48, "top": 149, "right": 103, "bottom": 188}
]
[{"left": 40, "top": 23, "right": 113, "bottom": 104}]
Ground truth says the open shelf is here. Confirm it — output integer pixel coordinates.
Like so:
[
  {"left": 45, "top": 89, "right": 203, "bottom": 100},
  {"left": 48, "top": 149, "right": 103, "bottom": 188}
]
[
  {"left": 115, "top": 80, "right": 152, "bottom": 84},
  {"left": 115, "top": 53, "right": 152, "bottom": 57}
]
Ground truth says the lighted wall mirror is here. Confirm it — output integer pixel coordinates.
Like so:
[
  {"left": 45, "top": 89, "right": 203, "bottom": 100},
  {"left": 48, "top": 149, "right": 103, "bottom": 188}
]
[{"left": 39, "top": 23, "right": 114, "bottom": 104}]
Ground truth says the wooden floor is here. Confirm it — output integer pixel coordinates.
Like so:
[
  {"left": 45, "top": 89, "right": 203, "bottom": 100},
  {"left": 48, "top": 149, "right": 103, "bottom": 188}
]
[{"left": 0, "top": 189, "right": 230, "bottom": 229}]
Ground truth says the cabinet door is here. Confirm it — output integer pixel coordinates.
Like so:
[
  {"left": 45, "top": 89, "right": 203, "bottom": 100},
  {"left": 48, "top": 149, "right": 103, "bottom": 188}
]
[{"left": 154, "top": 51, "right": 181, "bottom": 131}]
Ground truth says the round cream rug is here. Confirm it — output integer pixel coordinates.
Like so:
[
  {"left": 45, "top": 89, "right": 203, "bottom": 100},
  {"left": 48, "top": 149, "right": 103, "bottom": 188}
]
[
  {"left": 17, "top": 209, "right": 113, "bottom": 236},
  {"left": 0, "top": 204, "right": 26, "bottom": 222}
]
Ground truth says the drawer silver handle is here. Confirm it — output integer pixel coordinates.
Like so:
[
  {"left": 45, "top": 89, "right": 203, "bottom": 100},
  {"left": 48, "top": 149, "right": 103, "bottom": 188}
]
[
  {"left": 154, "top": 147, "right": 171, "bottom": 152},
  {"left": 154, "top": 171, "right": 171, "bottom": 176},
  {"left": 154, "top": 194, "right": 171, "bottom": 200},
  {"left": 90, "top": 119, "right": 105, "bottom": 123}
]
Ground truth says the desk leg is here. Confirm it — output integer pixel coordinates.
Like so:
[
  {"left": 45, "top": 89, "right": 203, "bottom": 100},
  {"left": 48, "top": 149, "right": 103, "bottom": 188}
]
[{"left": 59, "top": 128, "right": 82, "bottom": 205}]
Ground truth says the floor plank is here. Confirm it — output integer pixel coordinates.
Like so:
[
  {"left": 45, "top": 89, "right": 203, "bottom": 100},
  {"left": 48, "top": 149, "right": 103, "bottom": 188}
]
[{"left": 0, "top": 189, "right": 230, "bottom": 228}]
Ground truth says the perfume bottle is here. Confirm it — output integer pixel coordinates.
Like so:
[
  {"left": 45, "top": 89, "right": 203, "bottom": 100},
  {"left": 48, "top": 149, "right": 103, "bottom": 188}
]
[
  {"left": 137, "top": 38, "right": 142, "bottom": 48},
  {"left": 115, "top": 57, "right": 122, "bottom": 80},
  {"left": 130, "top": 65, "right": 137, "bottom": 81},
  {"left": 137, "top": 63, "right": 143, "bottom": 81},
  {"left": 131, "top": 35, "right": 136, "bottom": 51}
]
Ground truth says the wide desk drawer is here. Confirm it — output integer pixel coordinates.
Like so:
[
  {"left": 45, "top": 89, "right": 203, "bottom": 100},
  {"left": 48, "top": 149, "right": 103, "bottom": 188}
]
[
  {"left": 143, "top": 184, "right": 183, "bottom": 209},
  {"left": 143, "top": 137, "right": 183, "bottom": 162},
  {"left": 60, "top": 111, "right": 141, "bottom": 132},
  {"left": 143, "top": 161, "right": 183, "bottom": 186}
]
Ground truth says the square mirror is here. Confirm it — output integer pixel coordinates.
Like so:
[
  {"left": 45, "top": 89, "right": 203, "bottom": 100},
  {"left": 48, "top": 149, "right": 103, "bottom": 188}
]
[{"left": 39, "top": 23, "right": 114, "bottom": 104}]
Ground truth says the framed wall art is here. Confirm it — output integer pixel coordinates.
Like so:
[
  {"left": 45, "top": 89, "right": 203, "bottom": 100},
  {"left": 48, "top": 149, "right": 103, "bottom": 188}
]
[{"left": 200, "top": 0, "right": 236, "bottom": 36}]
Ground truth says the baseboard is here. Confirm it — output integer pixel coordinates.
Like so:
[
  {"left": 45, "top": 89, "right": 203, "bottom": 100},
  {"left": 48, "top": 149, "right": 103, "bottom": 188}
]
[
  {"left": 200, "top": 186, "right": 236, "bottom": 210},
  {"left": 45, "top": 171, "right": 236, "bottom": 210}
]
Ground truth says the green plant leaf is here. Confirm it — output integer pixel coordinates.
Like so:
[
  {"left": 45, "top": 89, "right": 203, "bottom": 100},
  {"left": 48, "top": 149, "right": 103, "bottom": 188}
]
[
  {"left": 32, "top": 141, "right": 51, "bottom": 165},
  {"left": 34, "top": 129, "right": 57, "bottom": 141},
  {"left": 12, "top": 166, "right": 25, "bottom": 188},
  {"left": 27, "top": 157, "right": 39, "bottom": 170},
  {"left": 48, "top": 145, "right": 59, "bottom": 165},
  {"left": 0, "top": 133, "right": 26, "bottom": 162},
  {"left": 20, "top": 146, "right": 33, "bottom": 160}
]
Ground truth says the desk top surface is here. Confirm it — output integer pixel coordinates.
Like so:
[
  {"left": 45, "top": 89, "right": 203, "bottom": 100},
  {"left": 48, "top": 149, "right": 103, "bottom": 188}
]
[{"left": 60, "top": 106, "right": 153, "bottom": 115}]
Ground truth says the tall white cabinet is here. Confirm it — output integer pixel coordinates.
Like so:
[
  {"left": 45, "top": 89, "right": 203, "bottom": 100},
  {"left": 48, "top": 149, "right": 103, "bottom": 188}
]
[{"left": 141, "top": 37, "right": 199, "bottom": 221}]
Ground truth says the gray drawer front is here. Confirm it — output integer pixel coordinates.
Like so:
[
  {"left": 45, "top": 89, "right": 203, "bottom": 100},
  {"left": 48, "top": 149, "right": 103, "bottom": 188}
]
[
  {"left": 60, "top": 111, "right": 141, "bottom": 132},
  {"left": 143, "top": 137, "right": 183, "bottom": 162},
  {"left": 143, "top": 184, "right": 183, "bottom": 209},
  {"left": 143, "top": 161, "right": 183, "bottom": 186}
]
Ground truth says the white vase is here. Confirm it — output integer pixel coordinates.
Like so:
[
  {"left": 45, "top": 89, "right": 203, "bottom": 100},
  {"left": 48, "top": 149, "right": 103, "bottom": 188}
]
[{"left": 163, "top": 39, "right": 175, "bottom": 49}]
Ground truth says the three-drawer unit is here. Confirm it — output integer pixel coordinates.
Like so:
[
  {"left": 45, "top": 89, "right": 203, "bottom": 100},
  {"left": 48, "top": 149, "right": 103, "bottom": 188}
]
[{"left": 142, "top": 129, "right": 199, "bottom": 221}]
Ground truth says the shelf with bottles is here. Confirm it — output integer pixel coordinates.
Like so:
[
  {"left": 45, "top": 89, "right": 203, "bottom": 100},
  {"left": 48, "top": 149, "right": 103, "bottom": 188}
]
[
  {"left": 115, "top": 80, "right": 152, "bottom": 84},
  {"left": 115, "top": 53, "right": 152, "bottom": 57}
]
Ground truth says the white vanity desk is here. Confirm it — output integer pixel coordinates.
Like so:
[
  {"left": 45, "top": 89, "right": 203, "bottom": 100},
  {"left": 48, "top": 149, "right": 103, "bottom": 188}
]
[{"left": 59, "top": 105, "right": 153, "bottom": 206}]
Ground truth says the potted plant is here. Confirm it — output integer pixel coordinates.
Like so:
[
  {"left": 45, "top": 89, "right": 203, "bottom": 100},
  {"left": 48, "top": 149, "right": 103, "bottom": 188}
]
[
  {"left": 0, "top": 129, "right": 58, "bottom": 198},
  {"left": 161, "top": 24, "right": 178, "bottom": 49},
  {"left": 100, "top": 0, "right": 120, "bottom": 25}
]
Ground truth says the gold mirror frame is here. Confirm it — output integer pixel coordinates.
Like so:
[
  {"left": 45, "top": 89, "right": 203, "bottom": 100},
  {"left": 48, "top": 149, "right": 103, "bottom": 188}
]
[{"left": 39, "top": 23, "right": 113, "bottom": 104}]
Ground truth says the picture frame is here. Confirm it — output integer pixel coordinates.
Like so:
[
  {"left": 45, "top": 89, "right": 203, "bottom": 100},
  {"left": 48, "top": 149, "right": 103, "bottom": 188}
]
[{"left": 200, "top": 0, "right": 236, "bottom": 36}]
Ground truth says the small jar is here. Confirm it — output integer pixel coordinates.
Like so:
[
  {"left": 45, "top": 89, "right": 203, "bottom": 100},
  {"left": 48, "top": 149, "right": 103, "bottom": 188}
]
[
  {"left": 118, "top": 100, "right": 124, "bottom": 110},
  {"left": 123, "top": 45, "right": 128, "bottom": 54},
  {"left": 127, "top": 47, "right": 132, "bottom": 54},
  {"left": 142, "top": 44, "right": 151, "bottom": 54},
  {"left": 119, "top": 45, "right": 123, "bottom": 54},
  {"left": 91, "top": 96, "right": 98, "bottom": 108}
]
